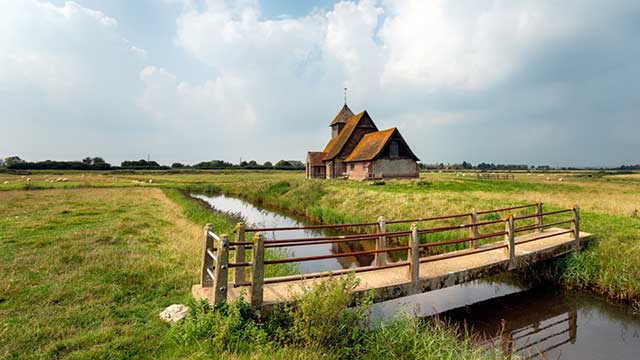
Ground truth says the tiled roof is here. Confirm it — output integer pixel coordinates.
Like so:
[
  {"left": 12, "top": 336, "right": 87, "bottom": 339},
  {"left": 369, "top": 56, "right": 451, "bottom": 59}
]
[
  {"left": 323, "top": 111, "right": 372, "bottom": 160},
  {"left": 344, "top": 128, "right": 396, "bottom": 162},
  {"left": 329, "top": 104, "right": 354, "bottom": 126},
  {"left": 307, "top": 151, "right": 326, "bottom": 166},
  {"left": 344, "top": 128, "right": 420, "bottom": 162}
]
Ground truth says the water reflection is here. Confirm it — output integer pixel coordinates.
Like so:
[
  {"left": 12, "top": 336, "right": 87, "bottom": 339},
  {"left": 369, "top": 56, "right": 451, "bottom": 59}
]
[
  {"left": 193, "top": 194, "right": 380, "bottom": 273},
  {"left": 441, "top": 288, "right": 640, "bottom": 359}
]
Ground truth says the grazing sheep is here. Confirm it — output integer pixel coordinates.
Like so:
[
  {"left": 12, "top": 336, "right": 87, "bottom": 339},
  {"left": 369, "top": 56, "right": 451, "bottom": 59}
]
[
  {"left": 148, "top": 179, "right": 153, "bottom": 183},
  {"left": 558, "top": 178, "right": 564, "bottom": 182},
  {"left": 2, "top": 181, "right": 8, "bottom": 184},
  {"left": 26, "top": 178, "right": 31, "bottom": 182}
]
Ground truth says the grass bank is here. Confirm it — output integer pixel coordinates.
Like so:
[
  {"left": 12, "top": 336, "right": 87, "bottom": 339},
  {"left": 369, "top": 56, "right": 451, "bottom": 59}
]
[{"left": 1, "top": 186, "right": 500, "bottom": 359}]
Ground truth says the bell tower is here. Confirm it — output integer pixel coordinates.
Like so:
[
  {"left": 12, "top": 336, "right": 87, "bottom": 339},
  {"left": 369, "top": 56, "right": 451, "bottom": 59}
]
[{"left": 329, "top": 88, "right": 354, "bottom": 138}]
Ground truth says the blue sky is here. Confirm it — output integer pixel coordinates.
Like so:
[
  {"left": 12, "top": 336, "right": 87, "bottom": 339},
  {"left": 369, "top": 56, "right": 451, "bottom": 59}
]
[{"left": 1, "top": 0, "right": 639, "bottom": 166}]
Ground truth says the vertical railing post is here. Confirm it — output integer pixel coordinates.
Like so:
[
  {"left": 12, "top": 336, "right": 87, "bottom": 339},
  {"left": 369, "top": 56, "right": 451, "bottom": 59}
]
[
  {"left": 536, "top": 202, "right": 544, "bottom": 233},
  {"left": 375, "top": 216, "right": 387, "bottom": 267},
  {"left": 568, "top": 309, "right": 578, "bottom": 344},
  {"left": 469, "top": 209, "right": 479, "bottom": 249},
  {"left": 234, "top": 222, "right": 246, "bottom": 285},
  {"left": 250, "top": 233, "right": 265, "bottom": 312},
  {"left": 504, "top": 215, "right": 515, "bottom": 269},
  {"left": 409, "top": 224, "right": 420, "bottom": 293},
  {"left": 572, "top": 205, "right": 581, "bottom": 250},
  {"left": 212, "top": 234, "right": 229, "bottom": 306},
  {"left": 200, "top": 223, "right": 214, "bottom": 287}
]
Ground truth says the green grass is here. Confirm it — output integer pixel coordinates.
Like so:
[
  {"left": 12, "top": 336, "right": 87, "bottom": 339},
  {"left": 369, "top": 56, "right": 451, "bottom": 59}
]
[
  {"left": 0, "top": 186, "right": 502, "bottom": 359},
  {"left": 4, "top": 169, "right": 638, "bottom": 304},
  {"left": 0, "top": 188, "right": 197, "bottom": 359}
]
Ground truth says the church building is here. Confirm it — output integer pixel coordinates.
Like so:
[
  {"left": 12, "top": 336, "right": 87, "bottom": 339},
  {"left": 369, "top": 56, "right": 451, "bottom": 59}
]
[{"left": 306, "top": 104, "right": 420, "bottom": 180}]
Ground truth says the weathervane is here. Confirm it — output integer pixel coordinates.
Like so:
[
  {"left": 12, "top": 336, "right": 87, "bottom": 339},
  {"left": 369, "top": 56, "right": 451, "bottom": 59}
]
[{"left": 344, "top": 87, "right": 348, "bottom": 105}]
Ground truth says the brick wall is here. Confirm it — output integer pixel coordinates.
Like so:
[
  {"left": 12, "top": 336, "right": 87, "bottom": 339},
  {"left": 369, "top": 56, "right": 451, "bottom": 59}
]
[{"left": 346, "top": 161, "right": 372, "bottom": 180}]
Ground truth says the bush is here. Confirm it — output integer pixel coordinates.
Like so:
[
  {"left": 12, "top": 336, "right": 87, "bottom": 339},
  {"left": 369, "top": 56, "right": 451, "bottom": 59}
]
[
  {"left": 289, "top": 275, "right": 372, "bottom": 354},
  {"left": 371, "top": 180, "right": 386, "bottom": 186}
]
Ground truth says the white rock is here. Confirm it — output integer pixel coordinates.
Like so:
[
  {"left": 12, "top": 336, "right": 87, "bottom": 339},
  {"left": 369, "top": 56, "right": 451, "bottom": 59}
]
[{"left": 159, "top": 304, "right": 189, "bottom": 324}]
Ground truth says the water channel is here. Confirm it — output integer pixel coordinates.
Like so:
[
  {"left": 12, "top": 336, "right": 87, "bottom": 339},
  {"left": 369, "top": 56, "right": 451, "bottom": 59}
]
[{"left": 194, "top": 193, "right": 640, "bottom": 360}]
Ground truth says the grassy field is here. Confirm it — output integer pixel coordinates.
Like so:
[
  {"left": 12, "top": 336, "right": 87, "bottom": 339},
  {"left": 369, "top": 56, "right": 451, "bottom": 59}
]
[
  {"left": 8, "top": 169, "right": 637, "bottom": 299},
  {"left": 0, "top": 173, "right": 506, "bottom": 359}
]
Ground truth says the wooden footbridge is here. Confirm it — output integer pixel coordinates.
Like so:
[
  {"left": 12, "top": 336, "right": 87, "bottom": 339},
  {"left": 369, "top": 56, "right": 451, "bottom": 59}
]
[{"left": 193, "top": 203, "right": 590, "bottom": 312}]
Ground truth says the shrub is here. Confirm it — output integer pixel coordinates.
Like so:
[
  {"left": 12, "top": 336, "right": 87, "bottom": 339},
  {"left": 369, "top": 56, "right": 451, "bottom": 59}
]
[
  {"left": 371, "top": 181, "right": 386, "bottom": 186},
  {"left": 289, "top": 274, "right": 372, "bottom": 353}
]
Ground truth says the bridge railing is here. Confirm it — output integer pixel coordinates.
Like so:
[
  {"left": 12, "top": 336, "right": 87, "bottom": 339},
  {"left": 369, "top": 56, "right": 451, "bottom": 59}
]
[{"left": 200, "top": 202, "right": 581, "bottom": 309}]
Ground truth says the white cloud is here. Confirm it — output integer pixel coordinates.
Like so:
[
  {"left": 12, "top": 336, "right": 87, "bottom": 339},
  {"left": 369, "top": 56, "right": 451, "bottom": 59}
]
[
  {"left": 0, "top": 1, "right": 148, "bottom": 160},
  {"left": 1, "top": 0, "right": 639, "bottom": 166}
]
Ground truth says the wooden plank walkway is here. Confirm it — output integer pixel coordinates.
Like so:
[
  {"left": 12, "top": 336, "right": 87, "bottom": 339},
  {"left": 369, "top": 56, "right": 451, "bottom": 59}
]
[{"left": 192, "top": 227, "right": 591, "bottom": 312}]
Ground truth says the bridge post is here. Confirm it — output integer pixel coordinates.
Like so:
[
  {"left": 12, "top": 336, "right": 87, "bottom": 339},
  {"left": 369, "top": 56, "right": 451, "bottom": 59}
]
[
  {"left": 469, "top": 209, "right": 479, "bottom": 249},
  {"left": 504, "top": 215, "right": 516, "bottom": 269},
  {"left": 212, "top": 234, "right": 229, "bottom": 306},
  {"left": 250, "top": 233, "right": 265, "bottom": 311},
  {"left": 200, "top": 224, "right": 214, "bottom": 287},
  {"left": 568, "top": 309, "right": 578, "bottom": 344},
  {"left": 409, "top": 224, "right": 420, "bottom": 293},
  {"left": 234, "top": 222, "right": 246, "bottom": 285},
  {"left": 536, "top": 202, "right": 544, "bottom": 233},
  {"left": 375, "top": 216, "right": 387, "bottom": 266},
  {"left": 572, "top": 205, "right": 581, "bottom": 250}
]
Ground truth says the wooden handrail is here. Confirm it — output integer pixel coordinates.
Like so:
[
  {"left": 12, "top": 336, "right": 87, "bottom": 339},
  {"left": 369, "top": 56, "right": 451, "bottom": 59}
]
[
  {"left": 200, "top": 202, "right": 580, "bottom": 310},
  {"left": 245, "top": 203, "right": 539, "bottom": 232}
]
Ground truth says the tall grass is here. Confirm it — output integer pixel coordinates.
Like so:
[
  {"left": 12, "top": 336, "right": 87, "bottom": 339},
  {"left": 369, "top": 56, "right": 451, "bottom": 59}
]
[{"left": 170, "top": 275, "right": 502, "bottom": 360}]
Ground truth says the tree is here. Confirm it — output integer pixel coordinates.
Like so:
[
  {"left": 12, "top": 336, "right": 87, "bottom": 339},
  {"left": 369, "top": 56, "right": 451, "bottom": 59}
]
[
  {"left": 0, "top": 158, "right": 4, "bottom": 168},
  {"left": 263, "top": 161, "right": 273, "bottom": 168},
  {"left": 4, "top": 156, "right": 24, "bottom": 167},
  {"left": 120, "top": 159, "right": 164, "bottom": 169},
  {"left": 82, "top": 157, "right": 93, "bottom": 165},
  {"left": 171, "top": 162, "right": 185, "bottom": 168},
  {"left": 275, "top": 160, "right": 292, "bottom": 168},
  {"left": 92, "top": 157, "right": 106, "bottom": 164}
]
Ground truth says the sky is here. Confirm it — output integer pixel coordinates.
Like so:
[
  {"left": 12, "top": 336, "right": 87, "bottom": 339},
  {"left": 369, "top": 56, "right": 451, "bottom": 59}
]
[{"left": 1, "top": 0, "right": 639, "bottom": 167}]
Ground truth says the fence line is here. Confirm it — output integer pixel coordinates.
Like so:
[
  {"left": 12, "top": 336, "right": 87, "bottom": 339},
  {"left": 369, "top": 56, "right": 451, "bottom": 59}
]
[{"left": 200, "top": 202, "right": 581, "bottom": 309}]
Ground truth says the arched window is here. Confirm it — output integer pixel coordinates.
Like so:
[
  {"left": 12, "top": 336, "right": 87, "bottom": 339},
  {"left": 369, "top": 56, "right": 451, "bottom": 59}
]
[{"left": 389, "top": 141, "right": 399, "bottom": 157}]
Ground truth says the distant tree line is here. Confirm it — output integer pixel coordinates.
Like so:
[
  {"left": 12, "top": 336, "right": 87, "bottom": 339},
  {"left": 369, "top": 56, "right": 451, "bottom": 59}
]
[
  {"left": 2, "top": 156, "right": 111, "bottom": 170},
  {"left": 1, "top": 156, "right": 305, "bottom": 171},
  {"left": 420, "top": 162, "right": 529, "bottom": 171},
  {"left": 419, "top": 162, "right": 640, "bottom": 171},
  {"left": 619, "top": 164, "right": 640, "bottom": 170}
]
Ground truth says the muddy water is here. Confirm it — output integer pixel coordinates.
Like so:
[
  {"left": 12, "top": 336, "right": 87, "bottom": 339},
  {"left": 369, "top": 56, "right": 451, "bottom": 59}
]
[{"left": 194, "top": 194, "right": 640, "bottom": 359}]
